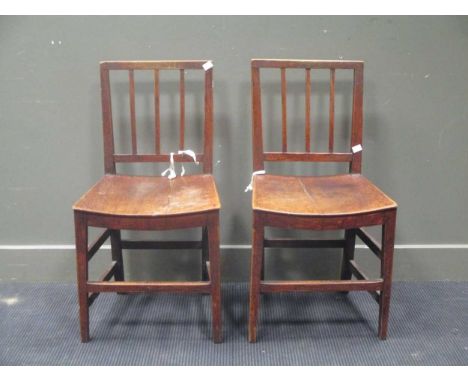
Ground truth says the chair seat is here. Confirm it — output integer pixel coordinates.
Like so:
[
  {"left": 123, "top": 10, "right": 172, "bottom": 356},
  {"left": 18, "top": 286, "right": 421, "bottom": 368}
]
[
  {"left": 253, "top": 174, "right": 396, "bottom": 217},
  {"left": 73, "top": 174, "right": 221, "bottom": 217}
]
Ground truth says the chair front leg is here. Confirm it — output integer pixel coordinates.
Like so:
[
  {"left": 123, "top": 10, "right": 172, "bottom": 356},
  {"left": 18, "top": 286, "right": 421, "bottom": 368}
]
[
  {"left": 110, "top": 230, "right": 124, "bottom": 281},
  {"left": 74, "top": 211, "right": 90, "bottom": 342},
  {"left": 248, "top": 212, "right": 264, "bottom": 343},
  {"left": 208, "top": 215, "right": 222, "bottom": 343},
  {"left": 378, "top": 210, "right": 397, "bottom": 340}
]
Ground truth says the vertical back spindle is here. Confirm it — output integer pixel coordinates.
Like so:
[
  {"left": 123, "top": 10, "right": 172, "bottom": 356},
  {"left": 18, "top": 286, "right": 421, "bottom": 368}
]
[
  {"left": 129, "top": 69, "right": 137, "bottom": 154},
  {"left": 179, "top": 69, "right": 185, "bottom": 150},
  {"left": 305, "top": 68, "right": 311, "bottom": 152},
  {"left": 281, "top": 68, "right": 287, "bottom": 152},
  {"left": 329, "top": 68, "right": 335, "bottom": 152},
  {"left": 153, "top": 69, "right": 160, "bottom": 154}
]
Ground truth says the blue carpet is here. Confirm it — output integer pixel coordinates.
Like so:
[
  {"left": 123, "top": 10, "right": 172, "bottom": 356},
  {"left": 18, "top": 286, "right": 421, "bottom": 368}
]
[{"left": 0, "top": 282, "right": 467, "bottom": 365}]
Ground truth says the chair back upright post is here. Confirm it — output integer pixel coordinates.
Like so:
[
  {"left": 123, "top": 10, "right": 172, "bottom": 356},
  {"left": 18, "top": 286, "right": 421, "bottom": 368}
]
[
  {"left": 99, "top": 60, "right": 214, "bottom": 175},
  {"left": 251, "top": 59, "right": 364, "bottom": 174}
]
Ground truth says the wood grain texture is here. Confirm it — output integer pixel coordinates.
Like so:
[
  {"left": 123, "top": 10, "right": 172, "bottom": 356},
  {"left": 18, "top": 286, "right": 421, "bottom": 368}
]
[
  {"left": 73, "top": 174, "right": 220, "bottom": 217},
  {"left": 252, "top": 174, "right": 396, "bottom": 217}
]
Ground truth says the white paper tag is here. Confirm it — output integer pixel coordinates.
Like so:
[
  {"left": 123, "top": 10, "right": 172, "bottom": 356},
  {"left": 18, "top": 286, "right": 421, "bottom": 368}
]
[
  {"left": 352, "top": 144, "right": 363, "bottom": 154},
  {"left": 202, "top": 60, "right": 213, "bottom": 71},
  {"left": 244, "top": 170, "right": 266, "bottom": 192}
]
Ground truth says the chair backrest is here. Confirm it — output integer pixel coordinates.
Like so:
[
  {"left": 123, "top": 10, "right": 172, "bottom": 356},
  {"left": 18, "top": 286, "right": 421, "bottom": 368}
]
[
  {"left": 251, "top": 59, "right": 364, "bottom": 174},
  {"left": 100, "top": 60, "right": 214, "bottom": 174}
]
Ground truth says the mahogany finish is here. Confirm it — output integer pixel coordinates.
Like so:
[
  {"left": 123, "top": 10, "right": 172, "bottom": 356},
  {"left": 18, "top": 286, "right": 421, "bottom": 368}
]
[
  {"left": 248, "top": 59, "right": 397, "bottom": 342},
  {"left": 253, "top": 174, "right": 396, "bottom": 217},
  {"left": 74, "top": 174, "right": 220, "bottom": 217},
  {"left": 73, "top": 60, "right": 222, "bottom": 343}
]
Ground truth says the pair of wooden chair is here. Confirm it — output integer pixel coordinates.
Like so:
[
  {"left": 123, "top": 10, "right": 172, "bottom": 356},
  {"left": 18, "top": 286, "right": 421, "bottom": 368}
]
[{"left": 73, "top": 59, "right": 397, "bottom": 344}]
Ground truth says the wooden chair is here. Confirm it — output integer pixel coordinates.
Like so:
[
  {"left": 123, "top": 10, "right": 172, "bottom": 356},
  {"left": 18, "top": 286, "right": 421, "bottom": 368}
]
[
  {"left": 248, "top": 59, "right": 397, "bottom": 342},
  {"left": 73, "top": 61, "right": 222, "bottom": 343}
]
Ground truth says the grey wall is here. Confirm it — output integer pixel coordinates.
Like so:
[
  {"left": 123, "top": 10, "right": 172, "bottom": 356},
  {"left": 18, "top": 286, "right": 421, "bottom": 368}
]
[{"left": 1, "top": 16, "right": 468, "bottom": 282}]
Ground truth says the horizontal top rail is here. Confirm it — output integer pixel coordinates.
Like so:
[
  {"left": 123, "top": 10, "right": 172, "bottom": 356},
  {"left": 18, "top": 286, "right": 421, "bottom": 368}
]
[
  {"left": 101, "top": 60, "right": 210, "bottom": 70},
  {"left": 252, "top": 59, "right": 363, "bottom": 70}
]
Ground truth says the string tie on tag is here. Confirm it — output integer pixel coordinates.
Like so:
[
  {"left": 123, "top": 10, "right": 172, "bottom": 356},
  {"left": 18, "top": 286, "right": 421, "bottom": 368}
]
[
  {"left": 244, "top": 170, "right": 266, "bottom": 192},
  {"left": 161, "top": 152, "right": 177, "bottom": 179},
  {"left": 178, "top": 149, "right": 199, "bottom": 177}
]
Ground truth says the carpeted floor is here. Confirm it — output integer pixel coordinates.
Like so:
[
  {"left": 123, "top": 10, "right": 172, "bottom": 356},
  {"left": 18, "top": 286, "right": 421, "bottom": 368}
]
[{"left": 0, "top": 281, "right": 467, "bottom": 365}]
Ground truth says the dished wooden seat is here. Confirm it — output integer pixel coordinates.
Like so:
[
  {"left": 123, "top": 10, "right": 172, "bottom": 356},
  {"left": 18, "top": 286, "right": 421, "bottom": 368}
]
[
  {"left": 253, "top": 174, "right": 396, "bottom": 217},
  {"left": 74, "top": 174, "right": 220, "bottom": 217}
]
